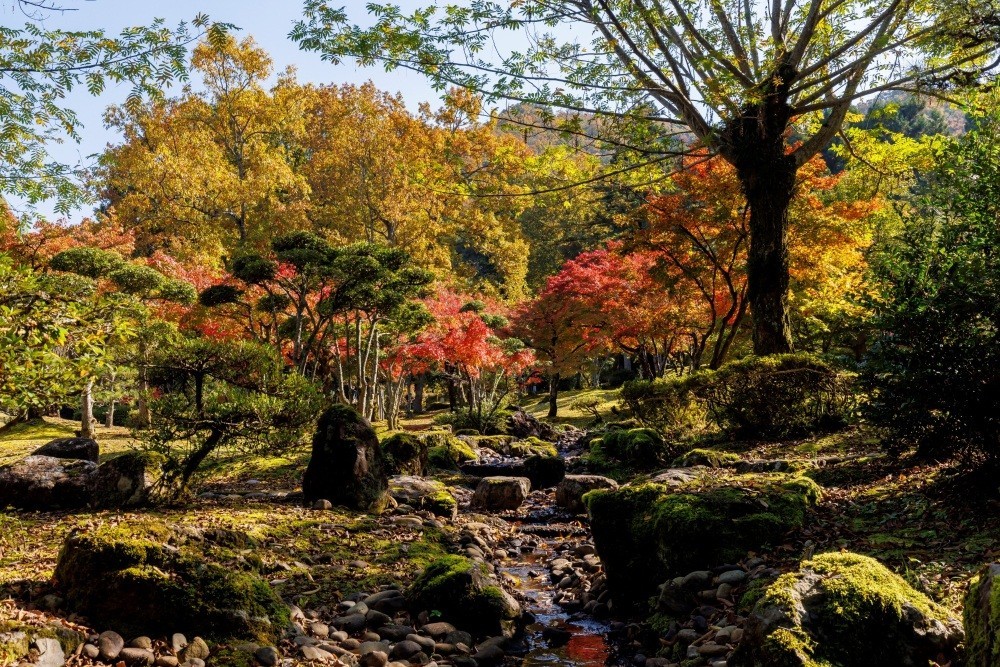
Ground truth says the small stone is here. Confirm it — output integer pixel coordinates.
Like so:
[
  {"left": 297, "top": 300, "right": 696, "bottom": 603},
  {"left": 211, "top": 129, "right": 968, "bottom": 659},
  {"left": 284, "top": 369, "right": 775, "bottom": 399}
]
[
  {"left": 186, "top": 659, "right": 206, "bottom": 667},
  {"left": 301, "top": 645, "right": 332, "bottom": 662},
  {"left": 715, "top": 569, "right": 746, "bottom": 586},
  {"left": 313, "top": 499, "right": 334, "bottom": 510},
  {"left": 82, "top": 644, "right": 101, "bottom": 660},
  {"left": 98, "top": 631, "right": 125, "bottom": 662},
  {"left": 119, "top": 647, "right": 155, "bottom": 666},
  {"left": 33, "top": 637, "right": 65, "bottom": 667},
  {"left": 360, "top": 651, "right": 388, "bottom": 667},
  {"left": 310, "top": 622, "right": 330, "bottom": 639},
  {"left": 180, "top": 637, "right": 210, "bottom": 662},
  {"left": 717, "top": 583, "right": 733, "bottom": 599},
  {"left": 154, "top": 658, "right": 179, "bottom": 667},
  {"left": 129, "top": 637, "right": 153, "bottom": 650},
  {"left": 254, "top": 646, "right": 280, "bottom": 666},
  {"left": 170, "top": 633, "right": 188, "bottom": 654},
  {"left": 389, "top": 640, "right": 421, "bottom": 660},
  {"left": 698, "top": 643, "right": 729, "bottom": 657}
]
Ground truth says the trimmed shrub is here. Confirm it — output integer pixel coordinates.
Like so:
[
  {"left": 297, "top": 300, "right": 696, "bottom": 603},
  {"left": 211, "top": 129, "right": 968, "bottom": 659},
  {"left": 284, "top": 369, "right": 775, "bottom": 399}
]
[{"left": 623, "top": 354, "right": 857, "bottom": 439}]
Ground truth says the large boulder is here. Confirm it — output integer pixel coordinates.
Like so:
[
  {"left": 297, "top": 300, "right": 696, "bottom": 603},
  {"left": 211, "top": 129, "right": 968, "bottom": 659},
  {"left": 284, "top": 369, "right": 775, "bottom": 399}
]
[
  {"left": 731, "top": 552, "right": 962, "bottom": 667},
  {"left": 586, "top": 474, "right": 821, "bottom": 611},
  {"left": 505, "top": 409, "right": 556, "bottom": 441},
  {"left": 303, "top": 404, "right": 388, "bottom": 510},
  {"left": 556, "top": 474, "right": 619, "bottom": 513},
  {"left": 407, "top": 555, "right": 520, "bottom": 635},
  {"left": 381, "top": 432, "right": 429, "bottom": 476},
  {"left": 963, "top": 563, "right": 1000, "bottom": 666},
  {"left": 90, "top": 452, "right": 162, "bottom": 508},
  {"left": 0, "top": 456, "right": 97, "bottom": 509},
  {"left": 54, "top": 520, "right": 288, "bottom": 643},
  {"left": 470, "top": 477, "right": 531, "bottom": 511},
  {"left": 32, "top": 437, "right": 99, "bottom": 462},
  {"left": 389, "top": 475, "right": 458, "bottom": 518}
]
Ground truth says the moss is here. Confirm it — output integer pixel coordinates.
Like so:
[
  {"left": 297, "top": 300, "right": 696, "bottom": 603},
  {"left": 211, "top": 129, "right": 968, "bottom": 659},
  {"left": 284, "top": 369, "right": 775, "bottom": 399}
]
[
  {"left": 381, "top": 432, "right": 428, "bottom": 475},
  {"left": 54, "top": 520, "right": 287, "bottom": 643},
  {"left": 736, "top": 552, "right": 957, "bottom": 667},
  {"left": 407, "top": 555, "right": 518, "bottom": 635},
  {"left": 428, "top": 437, "right": 478, "bottom": 469},
  {"left": 585, "top": 474, "right": 820, "bottom": 611},
  {"left": 454, "top": 429, "right": 481, "bottom": 436},
  {"left": 963, "top": 565, "right": 1000, "bottom": 667},
  {"left": 738, "top": 577, "right": 773, "bottom": 614},
  {"left": 509, "top": 437, "right": 558, "bottom": 458},
  {"left": 672, "top": 448, "right": 742, "bottom": 468}
]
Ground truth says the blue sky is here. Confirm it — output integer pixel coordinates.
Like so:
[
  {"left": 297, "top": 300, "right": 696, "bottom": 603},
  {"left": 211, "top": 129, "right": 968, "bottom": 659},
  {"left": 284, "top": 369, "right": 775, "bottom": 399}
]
[{"left": 1, "top": 0, "right": 439, "bottom": 220}]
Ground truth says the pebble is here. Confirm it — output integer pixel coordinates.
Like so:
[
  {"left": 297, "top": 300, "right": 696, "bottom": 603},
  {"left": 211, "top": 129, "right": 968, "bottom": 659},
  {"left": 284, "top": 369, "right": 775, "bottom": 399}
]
[
  {"left": 254, "top": 646, "right": 280, "bottom": 666},
  {"left": 360, "top": 651, "right": 389, "bottom": 667},
  {"left": 82, "top": 644, "right": 100, "bottom": 660},
  {"left": 32, "top": 638, "right": 64, "bottom": 667},
  {"left": 128, "top": 637, "right": 153, "bottom": 650},
  {"left": 119, "top": 647, "right": 155, "bottom": 666},
  {"left": 179, "top": 636, "right": 209, "bottom": 662},
  {"left": 98, "top": 631, "right": 125, "bottom": 662},
  {"left": 170, "top": 633, "right": 187, "bottom": 654},
  {"left": 715, "top": 569, "right": 747, "bottom": 586}
]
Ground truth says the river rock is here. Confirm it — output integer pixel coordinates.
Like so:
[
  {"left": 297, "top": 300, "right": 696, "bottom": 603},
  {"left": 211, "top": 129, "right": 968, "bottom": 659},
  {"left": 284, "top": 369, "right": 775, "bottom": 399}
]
[
  {"left": 33, "top": 637, "right": 65, "bottom": 667},
  {"left": 98, "top": 631, "right": 125, "bottom": 661},
  {"left": 0, "top": 455, "right": 96, "bottom": 509},
  {"left": 32, "top": 437, "right": 99, "bottom": 462},
  {"left": 555, "top": 475, "right": 619, "bottom": 513},
  {"left": 470, "top": 477, "right": 531, "bottom": 511},
  {"left": 731, "top": 552, "right": 962, "bottom": 666},
  {"left": 303, "top": 404, "right": 388, "bottom": 510},
  {"left": 505, "top": 409, "right": 556, "bottom": 440}
]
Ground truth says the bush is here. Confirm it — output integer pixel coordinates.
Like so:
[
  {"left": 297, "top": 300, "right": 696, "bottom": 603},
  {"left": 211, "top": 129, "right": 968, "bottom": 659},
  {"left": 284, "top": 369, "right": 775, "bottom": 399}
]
[
  {"left": 587, "top": 427, "right": 673, "bottom": 471},
  {"left": 623, "top": 354, "right": 857, "bottom": 439},
  {"left": 862, "top": 121, "right": 1000, "bottom": 461}
]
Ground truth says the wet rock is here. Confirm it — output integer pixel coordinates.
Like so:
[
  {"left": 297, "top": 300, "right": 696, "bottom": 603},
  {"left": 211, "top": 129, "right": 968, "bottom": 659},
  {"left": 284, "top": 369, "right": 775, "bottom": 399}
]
[
  {"left": 303, "top": 404, "right": 388, "bottom": 510},
  {"left": 470, "top": 477, "right": 531, "bottom": 511},
  {"left": 555, "top": 475, "right": 619, "bottom": 513},
  {"left": 32, "top": 437, "right": 98, "bottom": 462}
]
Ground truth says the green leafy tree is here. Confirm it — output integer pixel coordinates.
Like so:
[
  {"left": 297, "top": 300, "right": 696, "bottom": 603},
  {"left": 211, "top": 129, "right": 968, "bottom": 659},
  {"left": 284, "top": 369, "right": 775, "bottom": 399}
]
[
  {"left": 0, "top": 2, "right": 229, "bottom": 212},
  {"left": 142, "top": 337, "right": 321, "bottom": 496},
  {"left": 863, "top": 98, "right": 1000, "bottom": 462},
  {"left": 293, "top": 0, "right": 1000, "bottom": 354}
]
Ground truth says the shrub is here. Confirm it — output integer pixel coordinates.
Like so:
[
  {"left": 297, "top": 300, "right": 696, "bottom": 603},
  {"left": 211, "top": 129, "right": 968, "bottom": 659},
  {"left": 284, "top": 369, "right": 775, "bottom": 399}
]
[
  {"left": 862, "top": 121, "right": 1000, "bottom": 461},
  {"left": 623, "top": 354, "right": 857, "bottom": 439}
]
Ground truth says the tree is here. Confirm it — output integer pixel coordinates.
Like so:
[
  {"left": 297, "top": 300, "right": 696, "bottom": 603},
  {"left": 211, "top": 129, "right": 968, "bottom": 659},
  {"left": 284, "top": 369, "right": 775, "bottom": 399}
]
[
  {"left": 142, "top": 337, "right": 321, "bottom": 495},
  {"left": 863, "top": 101, "right": 1000, "bottom": 463},
  {"left": 293, "top": 0, "right": 1000, "bottom": 354},
  {"left": 100, "top": 35, "right": 310, "bottom": 261},
  {"left": 0, "top": 2, "right": 227, "bottom": 212}
]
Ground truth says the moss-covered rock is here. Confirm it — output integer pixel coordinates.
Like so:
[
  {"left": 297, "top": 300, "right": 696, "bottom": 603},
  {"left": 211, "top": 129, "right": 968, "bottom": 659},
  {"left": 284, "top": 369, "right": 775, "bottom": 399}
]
[
  {"left": 963, "top": 563, "right": 1000, "bottom": 667},
  {"left": 522, "top": 454, "right": 566, "bottom": 489},
  {"left": 91, "top": 451, "right": 163, "bottom": 507},
  {"left": 381, "top": 432, "right": 429, "bottom": 476},
  {"left": 585, "top": 474, "right": 821, "bottom": 611},
  {"left": 509, "top": 436, "right": 558, "bottom": 458},
  {"left": 388, "top": 475, "right": 458, "bottom": 518},
  {"left": 587, "top": 427, "right": 673, "bottom": 471},
  {"left": 731, "top": 552, "right": 961, "bottom": 667},
  {"left": 427, "top": 434, "right": 478, "bottom": 470},
  {"left": 54, "top": 520, "right": 289, "bottom": 643},
  {"left": 407, "top": 555, "right": 520, "bottom": 636},
  {"left": 672, "top": 448, "right": 741, "bottom": 468},
  {"left": 303, "top": 404, "right": 387, "bottom": 510}
]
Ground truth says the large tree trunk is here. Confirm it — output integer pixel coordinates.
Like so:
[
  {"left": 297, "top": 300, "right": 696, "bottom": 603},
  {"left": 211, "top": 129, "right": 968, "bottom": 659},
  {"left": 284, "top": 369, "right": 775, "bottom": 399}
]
[
  {"left": 725, "top": 86, "right": 798, "bottom": 356},
  {"left": 547, "top": 372, "right": 560, "bottom": 419}
]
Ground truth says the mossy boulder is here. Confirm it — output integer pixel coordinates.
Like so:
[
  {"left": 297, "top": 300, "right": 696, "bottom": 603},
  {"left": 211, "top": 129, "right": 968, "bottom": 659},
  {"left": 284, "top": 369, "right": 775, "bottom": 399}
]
[
  {"left": 388, "top": 475, "right": 458, "bottom": 518},
  {"left": 381, "top": 432, "right": 429, "bottom": 476},
  {"left": 54, "top": 520, "right": 289, "bottom": 643},
  {"left": 585, "top": 474, "right": 821, "bottom": 611},
  {"left": 470, "top": 476, "right": 531, "bottom": 510},
  {"left": 556, "top": 475, "right": 619, "bottom": 513},
  {"left": 0, "top": 455, "right": 96, "bottom": 509},
  {"left": 673, "top": 448, "right": 741, "bottom": 468},
  {"left": 91, "top": 451, "right": 163, "bottom": 508},
  {"left": 731, "top": 552, "right": 961, "bottom": 667},
  {"left": 509, "top": 437, "right": 559, "bottom": 459},
  {"left": 303, "top": 404, "right": 388, "bottom": 510},
  {"left": 588, "top": 428, "right": 673, "bottom": 470},
  {"left": 963, "top": 563, "right": 1000, "bottom": 666},
  {"left": 428, "top": 436, "right": 478, "bottom": 470},
  {"left": 407, "top": 555, "right": 520, "bottom": 636}
]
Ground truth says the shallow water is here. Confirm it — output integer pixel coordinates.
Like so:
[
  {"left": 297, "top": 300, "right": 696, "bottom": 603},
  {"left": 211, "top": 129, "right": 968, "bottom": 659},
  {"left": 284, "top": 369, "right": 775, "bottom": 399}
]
[{"left": 502, "top": 542, "right": 613, "bottom": 666}]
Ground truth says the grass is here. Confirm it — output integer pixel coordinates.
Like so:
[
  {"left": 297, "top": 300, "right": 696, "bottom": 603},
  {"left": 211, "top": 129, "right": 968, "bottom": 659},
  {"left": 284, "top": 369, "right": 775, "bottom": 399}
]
[
  {"left": 518, "top": 387, "right": 622, "bottom": 428},
  {"left": 0, "top": 417, "right": 135, "bottom": 466}
]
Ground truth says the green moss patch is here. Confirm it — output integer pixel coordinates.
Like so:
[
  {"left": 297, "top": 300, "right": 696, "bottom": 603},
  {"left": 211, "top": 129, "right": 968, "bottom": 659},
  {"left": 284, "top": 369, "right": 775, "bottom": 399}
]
[
  {"left": 381, "top": 432, "right": 428, "bottom": 475},
  {"left": 672, "top": 448, "right": 742, "bottom": 468},
  {"left": 407, "top": 555, "right": 519, "bottom": 636},
  {"left": 585, "top": 474, "right": 821, "bottom": 610},
  {"left": 428, "top": 436, "right": 478, "bottom": 469}
]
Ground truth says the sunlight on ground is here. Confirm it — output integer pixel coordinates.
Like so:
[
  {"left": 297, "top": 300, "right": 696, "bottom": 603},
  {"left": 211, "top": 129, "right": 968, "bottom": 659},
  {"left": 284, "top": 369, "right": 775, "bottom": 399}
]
[
  {"left": 0, "top": 417, "right": 135, "bottom": 466},
  {"left": 519, "top": 388, "right": 622, "bottom": 429}
]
